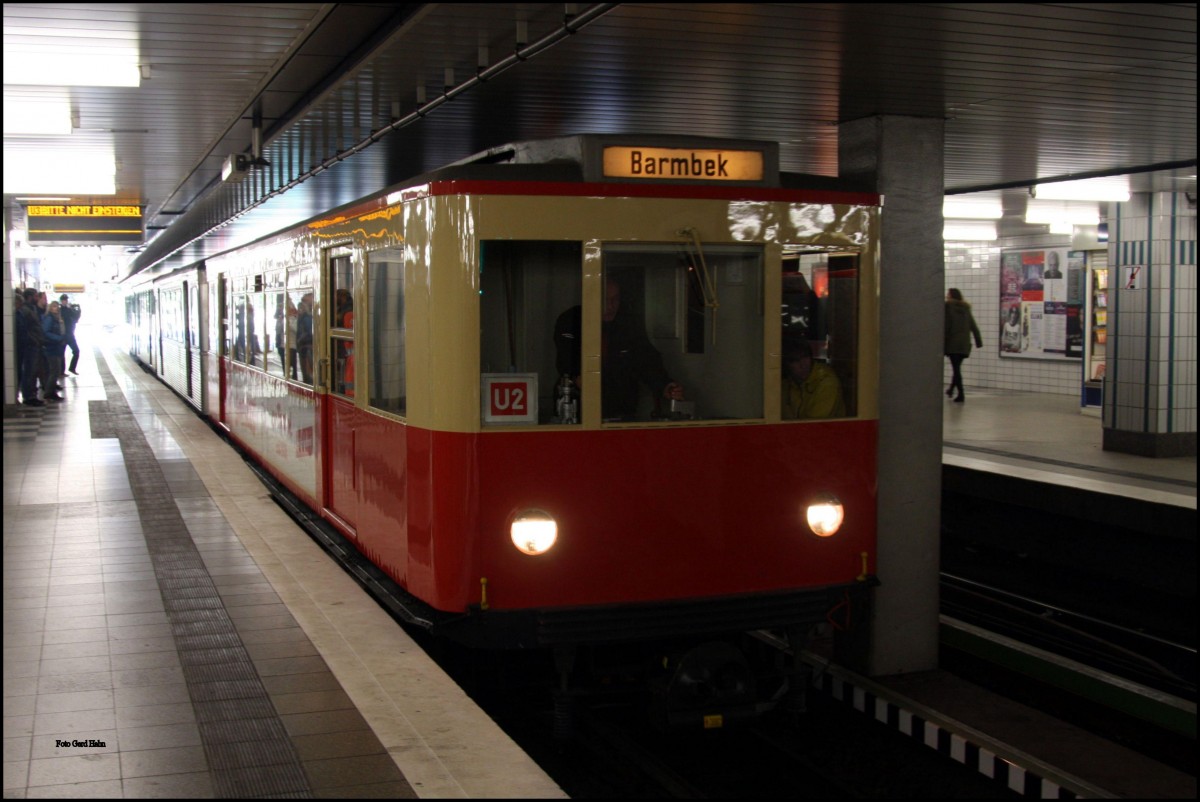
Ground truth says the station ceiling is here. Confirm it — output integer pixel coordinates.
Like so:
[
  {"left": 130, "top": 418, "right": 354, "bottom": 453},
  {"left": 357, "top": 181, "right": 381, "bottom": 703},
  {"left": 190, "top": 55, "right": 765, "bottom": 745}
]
[{"left": 3, "top": 3, "right": 1195, "bottom": 280}]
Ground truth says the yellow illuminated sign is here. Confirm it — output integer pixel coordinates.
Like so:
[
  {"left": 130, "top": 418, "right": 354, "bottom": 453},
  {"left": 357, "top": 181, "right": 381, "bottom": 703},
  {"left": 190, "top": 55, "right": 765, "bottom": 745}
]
[
  {"left": 26, "top": 203, "right": 144, "bottom": 243},
  {"left": 28, "top": 205, "right": 142, "bottom": 217},
  {"left": 602, "top": 146, "right": 764, "bottom": 181}
]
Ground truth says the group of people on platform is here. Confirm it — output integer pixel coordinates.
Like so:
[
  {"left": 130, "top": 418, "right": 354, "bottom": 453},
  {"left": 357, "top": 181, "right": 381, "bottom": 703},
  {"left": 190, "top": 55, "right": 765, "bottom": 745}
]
[{"left": 15, "top": 288, "right": 82, "bottom": 407}]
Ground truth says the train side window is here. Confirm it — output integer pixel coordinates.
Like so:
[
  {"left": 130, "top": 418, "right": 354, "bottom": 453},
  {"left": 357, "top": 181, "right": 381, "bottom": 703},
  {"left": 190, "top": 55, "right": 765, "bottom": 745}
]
[
  {"left": 367, "top": 247, "right": 406, "bottom": 415},
  {"left": 601, "top": 244, "right": 763, "bottom": 422},
  {"left": 264, "top": 270, "right": 286, "bottom": 378},
  {"left": 780, "top": 250, "right": 858, "bottom": 419},
  {"left": 290, "top": 287, "right": 314, "bottom": 384},
  {"left": 479, "top": 240, "right": 582, "bottom": 425},
  {"left": 232, "top": 293, "right": 248, "bottom": 363},
  {"left": 288, "top": 265, "right": 314, "bottom": 385},
  {"left": 249, "top": 281, "right": 266, "bottom": 370},
  {"left": 328, "top": 252, "right": 355, "bottom": 397},
  {"left": 188, "top": 283, "right": 199, "bottom": 350}
]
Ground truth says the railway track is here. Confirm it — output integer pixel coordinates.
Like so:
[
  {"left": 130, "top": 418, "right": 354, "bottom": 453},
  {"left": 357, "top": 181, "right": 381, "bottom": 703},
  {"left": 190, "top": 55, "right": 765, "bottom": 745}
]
[{"left": 942, "top": 572, "right": 1196, "bottom": 702}]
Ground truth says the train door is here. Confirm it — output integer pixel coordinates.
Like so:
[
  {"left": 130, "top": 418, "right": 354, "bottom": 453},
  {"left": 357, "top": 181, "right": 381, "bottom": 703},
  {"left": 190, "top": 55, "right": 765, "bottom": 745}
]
[
  {"left": 149, "top": 289, "right": 159, "bottom": 374},
  {"left": 216, "top": 272, "right": 228, "bottom": 425},
  {"left": 181, "top": 280, "right": 193, "bottom": 399},
  {"left": 320, "top": 247, "right": 358, "bottom": 534}
]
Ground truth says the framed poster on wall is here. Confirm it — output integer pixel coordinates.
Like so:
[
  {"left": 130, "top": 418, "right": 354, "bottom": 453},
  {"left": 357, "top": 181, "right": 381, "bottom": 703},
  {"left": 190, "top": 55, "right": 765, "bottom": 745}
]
[{"left": 999, "top": 248, "right": 1085, "bottom": 361}]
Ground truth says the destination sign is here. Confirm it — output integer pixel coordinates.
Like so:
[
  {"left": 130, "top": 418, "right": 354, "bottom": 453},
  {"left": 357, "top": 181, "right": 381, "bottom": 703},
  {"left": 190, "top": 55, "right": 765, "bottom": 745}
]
[
  {"left": 602, "top": 146, "right": 764, "bottom": 182},
  {"left": 26, "top": 204, "right": 144, "bottom": 244}
]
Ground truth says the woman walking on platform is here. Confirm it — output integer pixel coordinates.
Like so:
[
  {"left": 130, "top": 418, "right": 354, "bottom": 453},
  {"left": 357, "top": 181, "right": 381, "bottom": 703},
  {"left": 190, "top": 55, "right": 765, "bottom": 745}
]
[{"left": 944, "top": 288, "right": 982, "bottom": 403}]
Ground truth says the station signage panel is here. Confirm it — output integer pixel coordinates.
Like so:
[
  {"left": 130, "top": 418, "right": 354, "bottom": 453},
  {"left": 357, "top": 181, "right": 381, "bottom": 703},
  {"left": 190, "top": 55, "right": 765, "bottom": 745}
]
[
  {"left": 26, "top": 203, "right": 143, "bottom": 244},
  {"left": 602, "top": 146, "right": 764, "bottom": 182}
]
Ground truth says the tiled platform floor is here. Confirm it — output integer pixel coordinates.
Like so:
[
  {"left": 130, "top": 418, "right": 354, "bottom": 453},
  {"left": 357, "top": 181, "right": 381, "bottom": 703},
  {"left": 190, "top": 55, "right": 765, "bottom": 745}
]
[{"left": 3, "top": 337, "right": 564, "bottom": 799}]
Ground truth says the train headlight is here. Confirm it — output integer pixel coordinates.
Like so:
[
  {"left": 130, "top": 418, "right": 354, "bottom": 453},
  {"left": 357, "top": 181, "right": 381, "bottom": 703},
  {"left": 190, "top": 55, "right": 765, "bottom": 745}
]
[
  {"left": 510, "top": 510, "right": 558, "bottom": 555},
  {"left": 806, "top": 496, "right": 844, "bottom": 537}
]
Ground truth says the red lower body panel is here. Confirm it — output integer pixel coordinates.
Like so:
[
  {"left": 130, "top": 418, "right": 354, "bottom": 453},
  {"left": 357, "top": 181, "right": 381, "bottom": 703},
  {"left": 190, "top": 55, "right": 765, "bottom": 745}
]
[{"left": 349, "top": 418, "right": 877, "bottom": 614}]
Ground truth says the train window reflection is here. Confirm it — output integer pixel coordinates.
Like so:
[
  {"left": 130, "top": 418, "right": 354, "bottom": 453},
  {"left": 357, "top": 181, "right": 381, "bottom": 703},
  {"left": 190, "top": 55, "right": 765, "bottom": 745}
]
[
  {"left": 367, "top": 248, "right": 406, "bottom": 415},
  {"left": 291, "top": 287, "right": 314, "bottom": 384},
  {"left": 232, "top": 294, "right": 248, "bottom": 364},
  {"left": 266, "top": 290, "right": 287, "bottom": 378},
  {"left": 248, "top": 290, "right": 266, "bottom": 369},
  {"left": 479, "top": 240, "right": 582, "bottom": 425},
  {"left": 601, "top": 244, "right": 763, "bottom": 422}
]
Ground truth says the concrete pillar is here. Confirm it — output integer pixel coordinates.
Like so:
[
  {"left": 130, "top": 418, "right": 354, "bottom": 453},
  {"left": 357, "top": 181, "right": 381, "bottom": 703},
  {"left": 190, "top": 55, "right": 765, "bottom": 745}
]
[
  {"left": 1103, "top": 192, "right": 1197, "bottom": 457},
  {"left": 839, "top": 115, "right": 945, "bottom": 675}
]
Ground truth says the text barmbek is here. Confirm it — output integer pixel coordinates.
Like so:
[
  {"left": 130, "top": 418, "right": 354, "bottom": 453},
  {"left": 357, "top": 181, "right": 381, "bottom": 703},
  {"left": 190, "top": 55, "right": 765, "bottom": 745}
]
[{"left": 629, "top": 150, "right": 730, "bottom": 178}]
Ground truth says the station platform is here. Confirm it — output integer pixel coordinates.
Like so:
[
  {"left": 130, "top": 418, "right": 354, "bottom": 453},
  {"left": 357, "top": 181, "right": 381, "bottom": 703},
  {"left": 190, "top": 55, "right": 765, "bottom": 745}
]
[
  {"left": 2, "top": 339, "right": 566, "bottom": 799},
  {"left": 942, "top": 388, "right": 1195, "bottom": 511},
  {"left": 4, "top": 336, "right": 1195, "bottom": 798}
]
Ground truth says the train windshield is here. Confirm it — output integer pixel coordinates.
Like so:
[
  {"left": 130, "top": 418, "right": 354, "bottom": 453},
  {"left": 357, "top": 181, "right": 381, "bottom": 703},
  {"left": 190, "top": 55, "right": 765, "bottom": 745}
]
[
  {"left": 600, "top": 244, "right": 764, "bottom": 422},
  {"left": 478, "top": 240, "right": 858, "bottom": 425}
]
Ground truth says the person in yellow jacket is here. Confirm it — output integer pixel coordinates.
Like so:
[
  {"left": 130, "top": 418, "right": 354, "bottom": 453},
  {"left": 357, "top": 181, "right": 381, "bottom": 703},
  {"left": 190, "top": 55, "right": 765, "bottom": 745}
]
[{"left": 781, "top": 335, "right": 845, "bottom": 419}]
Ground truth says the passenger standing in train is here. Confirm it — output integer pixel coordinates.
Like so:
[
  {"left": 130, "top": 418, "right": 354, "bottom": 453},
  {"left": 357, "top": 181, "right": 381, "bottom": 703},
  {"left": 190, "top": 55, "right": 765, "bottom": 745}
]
[
  {"left": 274, "top": 295, "right": 287, "bottom": 373},
  {"left": 41, "top": 301, "right": 66, "bottom": 402},
  {"left": 296, "top": 293, "right": 314, "bottom": 383},
  {"left": 17, "top": 288, "right": 45, "bottom": 405},
  {"left": 246, "top": 300, "right": 261, "bottom": 359},
  {"left": 781, "top": 335, "right": 845, "bottom": 419},
  {"left": 944, "top": 287, "right": 983, "bottom": 403},
  {"left": 232, "top": 301, "right": 243, "bottom": 361},
  {"left": 554, "top": 277, "right": 683, "bottom": 421},
  {"left": 60, "top": 294, "right": 81, "bottom": 375}
]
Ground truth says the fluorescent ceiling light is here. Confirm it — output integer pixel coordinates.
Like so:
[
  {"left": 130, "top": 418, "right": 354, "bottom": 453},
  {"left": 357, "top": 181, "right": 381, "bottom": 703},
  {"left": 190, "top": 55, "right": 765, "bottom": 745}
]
[
  {"left": 2, "top": 146, "right": 116, "bottom": 194},
  {"left": 943, "top": 220, "right": 997, "bottom": 241},
  {"left": 3, "top": 52, "right": 140, "bottom": 87},
  {"left": 1047, "top": 221, "right": 1074, "bottom": 235},
  {"left": 944, "top": 197, "right": 1003, "bottom": 219},
  {"left": 4, "top": 98, "right": 72, "bottom": 135},
  {"left": 1025, "top": 201, "right": 1099, "bottom": 226},
  {"left": 1032, "top": 178, "right": 1130, "bottom": 202}
]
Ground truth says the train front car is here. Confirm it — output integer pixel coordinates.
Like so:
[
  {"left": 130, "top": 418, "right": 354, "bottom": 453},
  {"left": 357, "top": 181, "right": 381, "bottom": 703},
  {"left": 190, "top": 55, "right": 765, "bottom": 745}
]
[
  {"left": 210, "top": 135, "right": 879, "bottom": 729},
  {"left": 408, "top": 137, "right": 880, "bottom": 726}
]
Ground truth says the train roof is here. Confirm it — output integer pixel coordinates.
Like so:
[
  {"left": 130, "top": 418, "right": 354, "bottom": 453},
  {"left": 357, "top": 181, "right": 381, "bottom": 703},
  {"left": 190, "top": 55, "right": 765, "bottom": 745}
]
[{"left": 398, "top": 134, "right": 876, "bottom": 195}]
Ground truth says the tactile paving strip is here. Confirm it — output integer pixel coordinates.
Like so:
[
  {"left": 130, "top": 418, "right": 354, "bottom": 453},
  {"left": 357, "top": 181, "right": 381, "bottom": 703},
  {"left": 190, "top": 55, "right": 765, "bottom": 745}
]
[{"left": 90, "top": 355, "right": 315, "bottom": 798}]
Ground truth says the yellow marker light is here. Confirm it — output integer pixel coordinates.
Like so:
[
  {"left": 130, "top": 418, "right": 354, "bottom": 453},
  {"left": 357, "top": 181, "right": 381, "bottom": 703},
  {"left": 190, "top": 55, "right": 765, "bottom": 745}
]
[
  {"left": 510, "top": 510, "right": 558, "bottom": 555},
  {"left": 806, "top": 496, "right": 844, "bottom": 537}
]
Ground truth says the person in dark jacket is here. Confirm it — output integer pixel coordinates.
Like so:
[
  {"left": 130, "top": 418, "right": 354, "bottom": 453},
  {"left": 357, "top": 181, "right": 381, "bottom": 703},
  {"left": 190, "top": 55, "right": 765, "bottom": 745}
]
[
  {"left": 17, "top": 288, "right": 46, "bottom": 405},
  {"left": 554, "top": 278, "right": 683, "bottom": 421},
  {"left": 60, "top": 294, "right": 81, "bottom": 374},
  {"left": 944, "top": 288, "right": 983, "bottom": 403},
  {"left": 42, "top": 301, "right": 66, "bottom": 401}
]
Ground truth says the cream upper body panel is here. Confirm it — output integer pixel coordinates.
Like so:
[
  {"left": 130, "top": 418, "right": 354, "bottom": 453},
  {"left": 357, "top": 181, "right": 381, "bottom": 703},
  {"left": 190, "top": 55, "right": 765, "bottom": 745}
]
[{"left": 410, "top": 188, "right": 878, "bottom": 433}]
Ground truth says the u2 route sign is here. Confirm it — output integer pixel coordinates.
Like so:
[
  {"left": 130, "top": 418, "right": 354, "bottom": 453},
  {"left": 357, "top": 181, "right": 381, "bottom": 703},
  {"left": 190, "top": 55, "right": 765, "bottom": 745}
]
[{"left": 481, "top": 373, "right": 538, "bottom": 425}]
